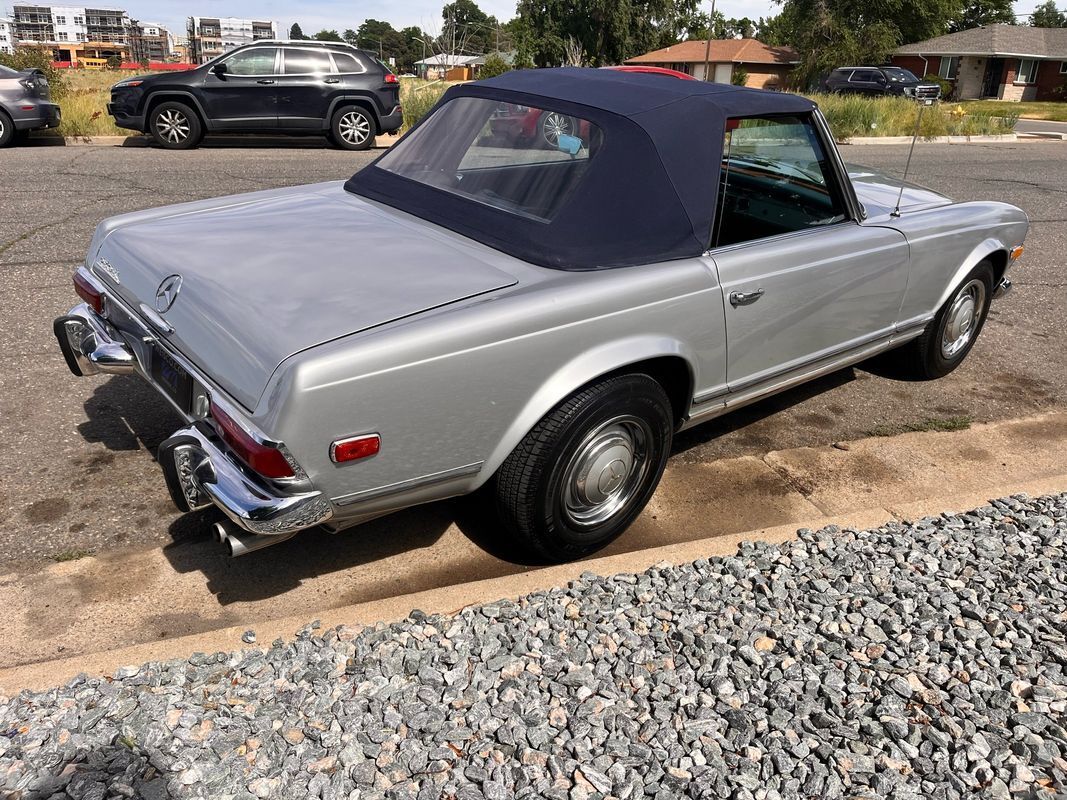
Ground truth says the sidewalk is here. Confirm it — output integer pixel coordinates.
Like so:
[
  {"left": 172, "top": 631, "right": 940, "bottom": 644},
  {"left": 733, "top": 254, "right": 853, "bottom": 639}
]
[{"left": 2, "top": 410, "right": 1065, "bottom": 693}]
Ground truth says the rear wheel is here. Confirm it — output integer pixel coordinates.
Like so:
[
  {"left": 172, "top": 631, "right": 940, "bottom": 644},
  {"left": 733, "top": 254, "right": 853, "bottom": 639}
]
[
  {"left": 538, "top": 111, "right": 574, "bottom": 148},
  {"left": 0, "top": 111, "right": 15, "bottom": 148},
  {"left": 495, "top": 374, "right": 673, "bottom": 563},
  {"left": 148, "top": 101, "right": 202, "bottom": 150},
  {"left": 331, "top": 106, "right": 374, "bottom": 150},
  {"left": 892, "top": 261, "right": 994, "bottom": 379}
]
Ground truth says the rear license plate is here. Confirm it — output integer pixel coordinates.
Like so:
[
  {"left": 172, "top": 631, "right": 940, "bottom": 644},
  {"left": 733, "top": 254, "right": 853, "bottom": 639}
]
[{"left": 151, "top": 344, "right": 193, "bottom": 413}]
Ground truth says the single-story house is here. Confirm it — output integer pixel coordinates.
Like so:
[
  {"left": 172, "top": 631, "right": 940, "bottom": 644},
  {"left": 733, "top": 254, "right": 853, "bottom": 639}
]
[
  {"left": 624, "top": 39, "right": 800, "bottom": 90},
  {"left": 414, "top": 53, "right": 481, "bottom": 80},
  {"left": 893, "top": 24, "right": 1067, "bottom": 101}
]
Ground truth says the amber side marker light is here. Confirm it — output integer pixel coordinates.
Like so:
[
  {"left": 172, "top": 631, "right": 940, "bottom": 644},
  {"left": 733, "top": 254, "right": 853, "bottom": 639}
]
[
  {"left": 331, "top": 434, "right": 381, "bottom": 464},
  {"left": 1010, "top": 245, "right": 1024, "bottom": 261}
]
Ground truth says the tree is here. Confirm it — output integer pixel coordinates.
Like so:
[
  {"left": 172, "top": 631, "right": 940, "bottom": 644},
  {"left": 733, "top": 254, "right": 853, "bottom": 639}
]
[
  {"left": 313, "top": 29, "right": 344, "bottom": 42},
  {"left": 1030, "top": 0, "right": 1067, "bottom": 26},
  {"left": 441, "top": 0, "right": 501, "bottom": 54},
  {"left": 289, "top": 23, "right": 306, "bottom": 40},
  {"left": 949, "top": 0, "right": 1015, "bottom": 31},
  {"left": 342, "top": 29, "right": 359, "bottom": 45},
  {"left": 731, "top": 66, "right": 749, "bottom": 85}
]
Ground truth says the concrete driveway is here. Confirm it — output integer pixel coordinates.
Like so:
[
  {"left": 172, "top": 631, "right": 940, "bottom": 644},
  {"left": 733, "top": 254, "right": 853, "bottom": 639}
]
[{"left": 0, "top": 139, "right": 1064, "bottom": 572}]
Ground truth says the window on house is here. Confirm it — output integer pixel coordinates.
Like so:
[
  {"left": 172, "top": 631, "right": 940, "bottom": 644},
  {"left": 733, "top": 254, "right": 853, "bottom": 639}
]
[
  {"left": 55, "top": 15, "right": 65, "bottom": 24},
  {"left": 1060, "top": 61, "right": 1067, "bottom": 74},
  {"left": 938, "top": 56, "right": 959, "bottom": 80},
  {"left": 1016, "top": 59, "right": 1038, "bottom": 84}
]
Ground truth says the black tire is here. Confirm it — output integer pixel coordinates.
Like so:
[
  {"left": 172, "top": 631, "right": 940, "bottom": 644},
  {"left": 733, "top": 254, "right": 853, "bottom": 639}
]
[
  {"left": 893, "top": 260, "right": 995, "bottom": 379},
  {"left": 538, "top": 111, "right": 575, "bottom": 149},
  {"left": 148, "top": 101, "right": 202, "bottom": 150},
  {"left": 330, "top": 106, "right": 375, "bottom": 151},
  {"left": 495, "top": 374, "right": 673, "bottom": 563},
  {"left": 0, "top": 110, "right": 15, "bottom": 148}
]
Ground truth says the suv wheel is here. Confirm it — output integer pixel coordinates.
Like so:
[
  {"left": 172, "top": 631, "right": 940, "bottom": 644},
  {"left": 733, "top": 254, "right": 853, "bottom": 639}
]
[
  {"left": 0, "top": 110, "right": 14, "bottom": 148},
  {"left": 331, "top": 106, "right": 374, "bottom": 151},
  {"left": 149, "top": 101, "right": 202, "bottom": 150},
  {"left": 539, "top": 111, "right": 574, "bottom": 148}
]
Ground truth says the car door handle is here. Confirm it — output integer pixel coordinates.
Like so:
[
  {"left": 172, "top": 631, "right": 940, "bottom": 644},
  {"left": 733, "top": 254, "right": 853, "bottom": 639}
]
[
  {"left": 256, "top": 79, "right": 275, "bottom": 85},
  {"left": 729, "top": 288, "right": 765, "bottom": 307},
  {"left": 324, "top": 78, "right": 340, "bottom": 84}
]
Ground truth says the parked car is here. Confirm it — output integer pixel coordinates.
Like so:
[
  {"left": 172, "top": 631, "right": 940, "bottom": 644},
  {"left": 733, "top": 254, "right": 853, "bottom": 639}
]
[
  {"left": 824, "top": 66, "right": 941, "bottom": 100},
  {"left": 107, "top": 40, "right": 402, "bottom": 150},
  {"left": 55, "top": 68, "right": 1026, "bottom": 562},
  {"left": 0, "top": 64, "right": 61, "bottom": 147}
]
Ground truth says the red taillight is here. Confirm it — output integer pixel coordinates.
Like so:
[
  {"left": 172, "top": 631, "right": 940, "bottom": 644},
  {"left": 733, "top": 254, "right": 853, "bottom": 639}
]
[
  {"left": 210, "top": 401, "right": 295, "bottom": 479},
  {"left": 330, "top": 434, "right": 380, "bottom": 463},
  {"left": 384, "top": 73, "right": 398, "bottom": 84},
  {"left": 73, "top": 271, "right": 103, "bottom": 314}
]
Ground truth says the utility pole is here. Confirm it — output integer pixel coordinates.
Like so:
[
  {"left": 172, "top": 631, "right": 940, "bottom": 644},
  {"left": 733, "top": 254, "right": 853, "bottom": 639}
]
[{"left": 701, "top": 0, "right": 717, "bottom": 82}]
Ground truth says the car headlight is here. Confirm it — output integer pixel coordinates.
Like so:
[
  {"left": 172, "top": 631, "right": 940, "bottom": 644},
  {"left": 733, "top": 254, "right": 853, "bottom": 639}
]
[
  {"left": 113, "top": 80, "right": 143, "bottom": 89},
  {"left": 903, "top": 86, "right": 915, "bottom": 96}
]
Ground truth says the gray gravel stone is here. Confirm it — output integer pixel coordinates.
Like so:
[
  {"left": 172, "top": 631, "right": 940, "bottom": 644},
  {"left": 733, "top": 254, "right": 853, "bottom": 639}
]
[{"left": 2, "top": 493, "right": 1066, "bottom": 798}]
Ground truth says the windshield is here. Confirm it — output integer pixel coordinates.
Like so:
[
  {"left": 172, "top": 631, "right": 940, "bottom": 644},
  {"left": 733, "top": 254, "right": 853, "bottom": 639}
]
[
  {"left": 883, "top": 68, "right": 918, "bottom": 83},
  {"left": 376, "top": 96, "right": 602, "bottom": 223}
]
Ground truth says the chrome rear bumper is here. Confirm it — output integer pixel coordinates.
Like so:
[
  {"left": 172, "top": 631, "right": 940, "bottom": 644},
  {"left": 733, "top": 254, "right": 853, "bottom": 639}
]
[
  {"left": 159, "top": 425, "right": 333, "bottom": 535},
  {"left": 993, "top": 278, "right": 1012, "bottom": 299},
  {"left": 55, "top": 303, "right": 332, "bottom": 538}
]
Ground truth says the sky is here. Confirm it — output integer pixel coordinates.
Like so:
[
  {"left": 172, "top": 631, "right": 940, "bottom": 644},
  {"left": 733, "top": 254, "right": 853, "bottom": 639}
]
[{"left": 136, "top": 0, "right": 1036, "bottom": 42}]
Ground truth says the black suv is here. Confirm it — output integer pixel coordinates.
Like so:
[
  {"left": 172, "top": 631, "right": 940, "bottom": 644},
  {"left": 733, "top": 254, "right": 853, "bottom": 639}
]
[
  {"left": 108, "top": 41, "right": 402, "bottom": 150},
  {"left": 823, "top": 66, "right": 941, "bottom": 100}
]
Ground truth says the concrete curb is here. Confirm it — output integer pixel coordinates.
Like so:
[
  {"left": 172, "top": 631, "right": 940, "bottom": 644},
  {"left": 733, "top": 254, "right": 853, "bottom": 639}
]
[
  {"left": 2, "top": 471, "right": 1064, "bottom": 694},
  {"left": 840, "top": 133, "right": 1018, "bottom": 145}
]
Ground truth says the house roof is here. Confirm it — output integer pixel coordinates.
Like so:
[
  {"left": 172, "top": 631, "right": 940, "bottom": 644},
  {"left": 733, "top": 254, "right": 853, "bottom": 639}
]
[
  {"left": 414, "top": 53, "right": 480, "bottom": 67},
  {"left": 625, "top": 39, "right": 800, "bottom": 66},
  {"left": 896, "top": 24, "right": 1067, "bottom": 59}
]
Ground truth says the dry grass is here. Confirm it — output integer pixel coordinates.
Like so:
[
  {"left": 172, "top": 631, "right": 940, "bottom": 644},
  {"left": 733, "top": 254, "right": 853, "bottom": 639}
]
[
  {"left": 57, "top": 68, "right": 152, "bottom": 137},
  {"left": 809, "top": 93, "right": 1019, "bottom": 139}
]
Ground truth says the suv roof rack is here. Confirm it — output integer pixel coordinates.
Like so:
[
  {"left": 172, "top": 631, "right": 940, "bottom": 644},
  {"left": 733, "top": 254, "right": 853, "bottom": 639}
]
[{"left": 250, "top": 39, "right": 362, "bottom": 49}]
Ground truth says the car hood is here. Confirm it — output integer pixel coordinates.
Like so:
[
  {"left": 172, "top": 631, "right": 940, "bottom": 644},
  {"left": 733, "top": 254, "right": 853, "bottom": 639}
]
[
  {"left": 847, "top": 165, "right": 952, "bottom": 218},
  {"left": 90, "top": 182, "right": 518, "bottom": 410}
]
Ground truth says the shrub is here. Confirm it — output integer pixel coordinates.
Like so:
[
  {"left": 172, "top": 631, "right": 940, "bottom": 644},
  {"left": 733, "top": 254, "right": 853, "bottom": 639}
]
[
  {"left": 400, "top": 80, "right": 449, "bottom": 129},
  {"left": 105, "top": 55, "right": 122, "bottom": 70},
  {"left": 923, "top": 73, "right": 953, "bottom": 101},
  {"left": 0, "top": 47, "right": 68, "bottom": 99},
  {"left": 479, "top": 53, "right": 511, "bottom": 79},
  {"left": 809, "top": 92, "right": 1018, "bottom": 139},
  {"left": 731, "top": 67, "right": 749, "bottom": 87}
]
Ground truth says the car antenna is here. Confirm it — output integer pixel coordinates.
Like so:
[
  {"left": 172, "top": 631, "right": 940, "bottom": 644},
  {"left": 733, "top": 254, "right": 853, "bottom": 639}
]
[{"left": 892, "top": 97, "right": 934, "bottom": 217}]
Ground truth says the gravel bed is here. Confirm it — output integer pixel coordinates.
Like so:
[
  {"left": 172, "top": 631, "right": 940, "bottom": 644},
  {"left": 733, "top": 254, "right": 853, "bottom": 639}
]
[{"left": 2, "top": 493, "right": 1066, "bottom": 800}]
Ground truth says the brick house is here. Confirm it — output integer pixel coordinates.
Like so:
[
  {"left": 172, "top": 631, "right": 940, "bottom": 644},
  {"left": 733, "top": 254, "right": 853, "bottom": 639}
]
[
  {"left": 624, "top": 39, "right": 799, "bottom": 90},
  {"left": 893, "top": 24, "right": 1067, "bottom": 101}
]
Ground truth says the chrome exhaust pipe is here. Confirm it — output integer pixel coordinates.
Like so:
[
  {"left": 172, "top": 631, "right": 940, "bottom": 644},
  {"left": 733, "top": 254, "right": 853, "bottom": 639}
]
[
  {"left": 211, "top": 522, "right": 229, "bottom": 543},
  {"left": 222, "top": 525, "right": 298, "bottom": 557}
]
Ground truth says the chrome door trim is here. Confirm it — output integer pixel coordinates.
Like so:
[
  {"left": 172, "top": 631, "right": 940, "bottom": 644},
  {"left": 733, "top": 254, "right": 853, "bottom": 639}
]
[{"left": 332, "top": 461, "right": 484, "bottom": 507}]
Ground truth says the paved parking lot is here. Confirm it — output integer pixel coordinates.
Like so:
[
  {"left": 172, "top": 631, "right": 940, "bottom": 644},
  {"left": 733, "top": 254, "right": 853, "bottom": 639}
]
[{"left": 0, "top": 138, "right": 1065, "bottom": 571}]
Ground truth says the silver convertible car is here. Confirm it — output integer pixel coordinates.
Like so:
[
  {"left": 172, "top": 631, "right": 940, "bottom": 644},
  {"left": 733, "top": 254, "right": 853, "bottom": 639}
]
[{"left": 54, "top": 69, "right": 1027, "bottom": 561}]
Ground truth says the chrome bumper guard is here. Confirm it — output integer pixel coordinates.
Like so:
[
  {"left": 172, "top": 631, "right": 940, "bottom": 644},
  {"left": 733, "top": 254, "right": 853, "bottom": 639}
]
[
  {"left": 993, "top": 278, "right": 1012, "bottom": 299},
  {"left": 53, "top": 304, "right": 137, "bottom": 377},
  {"left": 159, "top": 425, "right": 333, "bottom": 535}
]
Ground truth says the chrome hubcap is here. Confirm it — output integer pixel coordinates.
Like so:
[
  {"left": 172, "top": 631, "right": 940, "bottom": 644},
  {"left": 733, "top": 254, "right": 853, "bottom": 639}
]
[
  {"left": 941, "top": 278, "right": 986, "bottom": 359},
  {"left": 561, "top": 416, "right": 651, "bottom": 528},
  {"left": 542, "top": 113, "right": 571, "bottom": 146},
  {"left": 339, "top": 111, "right": 371, "bottom": 145},
  {"left": 156, "top": 109, "right": 189, "bottom": 143}
]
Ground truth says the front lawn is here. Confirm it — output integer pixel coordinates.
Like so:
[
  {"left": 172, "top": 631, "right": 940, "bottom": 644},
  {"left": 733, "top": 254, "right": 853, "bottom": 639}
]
[
  {"left": 958, "top": 100, "right": 1067, "bottom": 122},
  {"left": 808, "top": 93, "right": 1019, "bottom": 139}
]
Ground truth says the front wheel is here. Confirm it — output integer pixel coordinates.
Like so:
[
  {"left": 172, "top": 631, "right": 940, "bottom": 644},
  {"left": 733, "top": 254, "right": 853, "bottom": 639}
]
[
  {"left": 495, "top": 374, "right": 673, "bottom": 563},
  {"left": 330, "top": 106, "right": 375, "bottom": 150},
  {"left": 538, "top": 111, "right": 575, "bottom": 149},
  {"left": 148, "top": 101, "right": 202, "bottom": 150},
  {"left": 893, "top": 261, "right": 995, "bottom": 379}
]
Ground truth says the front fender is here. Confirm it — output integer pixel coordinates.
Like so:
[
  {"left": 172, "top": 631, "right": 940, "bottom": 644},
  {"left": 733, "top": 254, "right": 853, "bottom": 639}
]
[
  {"left": 475, "top": 336, "right": 697, "bottom": 487},
  {"left": 934, "top": 236, "right": 1012, "bottom": 309}
]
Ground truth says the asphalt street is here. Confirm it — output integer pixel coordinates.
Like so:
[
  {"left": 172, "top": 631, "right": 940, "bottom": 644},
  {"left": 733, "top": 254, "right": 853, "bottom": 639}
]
[{"left": 0, "top": 138, "right": 1064, "bottom": 570}]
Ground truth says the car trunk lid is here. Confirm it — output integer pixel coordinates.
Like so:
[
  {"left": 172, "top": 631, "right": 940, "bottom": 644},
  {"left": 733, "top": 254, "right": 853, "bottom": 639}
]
[{"left": 91, "top": 186, "right": 518, "bottom": 410}]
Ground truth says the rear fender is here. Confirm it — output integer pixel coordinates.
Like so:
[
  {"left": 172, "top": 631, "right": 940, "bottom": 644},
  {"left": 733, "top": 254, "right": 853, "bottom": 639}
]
[{"left": 474, "top": 336, "right": 697, "bottom": 488}]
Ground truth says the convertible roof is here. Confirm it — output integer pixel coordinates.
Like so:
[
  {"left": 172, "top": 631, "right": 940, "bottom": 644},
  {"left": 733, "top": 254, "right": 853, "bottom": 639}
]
[{"left": 346, "top": 68, "right": 818, "bottom": 270}]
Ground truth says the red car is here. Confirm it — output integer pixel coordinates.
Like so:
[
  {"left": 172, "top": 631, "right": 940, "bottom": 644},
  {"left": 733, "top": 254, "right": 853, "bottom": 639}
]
[{"left": 488, "top": 65, "right": 694, "bottom": 148}]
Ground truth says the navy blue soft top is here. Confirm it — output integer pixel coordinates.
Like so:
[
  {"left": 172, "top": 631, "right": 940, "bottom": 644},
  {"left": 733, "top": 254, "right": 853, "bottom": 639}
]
[{"left": 346, "top": 67, "right": 817, "bottom": 270}]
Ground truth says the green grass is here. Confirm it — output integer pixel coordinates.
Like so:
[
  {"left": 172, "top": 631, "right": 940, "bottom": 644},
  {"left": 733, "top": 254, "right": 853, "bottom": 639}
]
[
  {"left": 49, "top": 547, "right": 94, "bottom": 562},
  {"left": 808, "top": 93, "right": 1019, "bottom": 139},
  {"left": 399, "top": 78, "right": 451, "bottom": 130},
  {"left": 866, "top": 415, "right": 974, "bottom": 438},
  {"left": 959, "top": 100, "right": 1067, "bottom": 122}
]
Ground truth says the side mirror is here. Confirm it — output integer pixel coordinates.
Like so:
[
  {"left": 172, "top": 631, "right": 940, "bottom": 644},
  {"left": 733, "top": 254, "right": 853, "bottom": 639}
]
[
  {"left": 556, "top": 134, "right": 582, "bottom": 156},
  {"left": 212, "top": 62, "right": 227, "bottom": 76}
]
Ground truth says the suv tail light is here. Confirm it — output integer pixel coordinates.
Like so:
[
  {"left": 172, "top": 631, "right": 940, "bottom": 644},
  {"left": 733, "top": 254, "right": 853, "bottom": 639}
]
[
  {"left": 73, "top": 271, "right": 104, "bottom": 314},
  {"left": 209, "top": 401, "right": 295, "bottom": 479},
  {"left": 384, "top": 73, "right": 398, "bottom": 84}
]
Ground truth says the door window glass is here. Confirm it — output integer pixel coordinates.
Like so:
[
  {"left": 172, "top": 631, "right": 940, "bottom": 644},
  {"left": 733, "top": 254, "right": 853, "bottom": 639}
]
[
  {"left": 283, "top": 49, "right": 333, "bottom": 74},
  {"left": 222, "top": 47, "right": 277, "bottom": 75},
  {"left": 849, "top": 70, "right": 876, "bottom": 82},
  {"left": 713, "top": 115, "right": 848, "bottom": 248}
]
